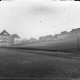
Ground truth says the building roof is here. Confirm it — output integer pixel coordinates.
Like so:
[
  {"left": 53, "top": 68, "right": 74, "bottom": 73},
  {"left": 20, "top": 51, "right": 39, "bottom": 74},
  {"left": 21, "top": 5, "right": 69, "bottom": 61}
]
[
  {"left": 11, "top": 34, "right": 20, "bottom": 38},
  {"left": 70, "top": 28, "right": 80, "bottom": 33},
  {"left": 60, "top": 31, "right": 68, "bottom": 35},
  {"left": 0, "top": 30, "right": 11, "bottom": 36}
]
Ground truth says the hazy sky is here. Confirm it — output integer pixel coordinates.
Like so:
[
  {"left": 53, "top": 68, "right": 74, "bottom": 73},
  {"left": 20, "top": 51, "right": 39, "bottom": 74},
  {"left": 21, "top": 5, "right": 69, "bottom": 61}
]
[{"left": 0, "top": 0, "right": 80, "bottom": 39}]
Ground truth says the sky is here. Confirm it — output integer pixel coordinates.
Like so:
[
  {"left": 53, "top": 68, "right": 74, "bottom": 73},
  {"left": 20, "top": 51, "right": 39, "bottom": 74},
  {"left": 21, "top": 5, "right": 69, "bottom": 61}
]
[{"left": 0, "top": 0, "right": 80, "bottom": 39}]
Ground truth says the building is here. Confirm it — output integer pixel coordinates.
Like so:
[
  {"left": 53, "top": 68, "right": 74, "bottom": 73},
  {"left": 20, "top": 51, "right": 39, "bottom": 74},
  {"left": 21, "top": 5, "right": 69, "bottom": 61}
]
[
  {"left": 0, "top": 30, "right": 11, "bottom": 46},
  {"left": 56, "top": 31, "right": 68, "bottom": 40},
  {"left": 70, "top": 28, "right": 80, "bottom": 33},
  {"left": 11, "top": 34, "right": 21, "bottom": 45},
  {"left": 0, "top": 30, "right": 20, "bottom": 46},
  {"left": 68, "top": 28, "right": 80, "bottom": 39},
  {"left": 39, "top": 35, "right": 55, "bottom": 42}
]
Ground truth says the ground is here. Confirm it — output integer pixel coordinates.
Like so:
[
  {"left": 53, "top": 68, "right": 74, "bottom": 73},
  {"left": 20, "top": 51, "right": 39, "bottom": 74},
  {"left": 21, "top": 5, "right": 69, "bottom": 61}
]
[{"left": 0, "top": 48, "right": 80, "bottom": 79}]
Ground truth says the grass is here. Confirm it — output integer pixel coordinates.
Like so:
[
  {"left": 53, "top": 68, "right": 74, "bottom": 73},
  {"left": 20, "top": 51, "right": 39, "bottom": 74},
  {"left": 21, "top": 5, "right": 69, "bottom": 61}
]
[
  {"left": 3, "top": 34, "right": 80, "bottom": 54},
  {"left": 17, "top": 36, "right": 80, "bottom": 53},
  {"left": 1, "top": 35, "right": 80, "bottom": 79},
  {"left": 0, "top": 49, "right": 80, "bottom": 79}
]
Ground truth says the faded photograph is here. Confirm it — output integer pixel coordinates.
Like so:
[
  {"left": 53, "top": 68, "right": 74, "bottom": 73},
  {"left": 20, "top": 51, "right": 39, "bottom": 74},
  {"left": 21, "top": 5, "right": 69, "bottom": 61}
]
[{"left": 0, "top": 0, "right": 80, "bottom": 80}]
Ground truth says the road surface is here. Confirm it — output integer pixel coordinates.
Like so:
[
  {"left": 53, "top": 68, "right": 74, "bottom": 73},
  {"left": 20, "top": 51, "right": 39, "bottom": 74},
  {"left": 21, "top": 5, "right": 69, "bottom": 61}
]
[{"left": 0, "top": 48, "right": 80, "bottom": 79}]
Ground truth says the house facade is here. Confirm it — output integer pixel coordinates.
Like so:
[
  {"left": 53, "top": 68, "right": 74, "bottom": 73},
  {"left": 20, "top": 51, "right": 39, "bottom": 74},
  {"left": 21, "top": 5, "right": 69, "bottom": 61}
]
[
  {"left": 39, "top": 35, "right": 55, "bottom": 42},
  {"left": 69, "top": 28, "right": 80, "bottom": 36},
  {"left": 56, "top": 31, "right": 68, "bottom": 40},
  {"left": 11, "top": 34, "right": 21, "bottom": 45},
  {"left": 0, "top": 30, "right": 20, "bottom": 46}
]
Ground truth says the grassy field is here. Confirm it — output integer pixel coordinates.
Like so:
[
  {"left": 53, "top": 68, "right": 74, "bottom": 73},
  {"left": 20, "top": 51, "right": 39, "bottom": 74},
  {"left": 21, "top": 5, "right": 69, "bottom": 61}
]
[
  {"left": 0, "top": 36, "right": 80, "bottom": 80},
  {"left": 0, "top": 48, "right": 80, "bottom": 79},
  {"left": 1, "top": 35, "right": 80, "bottom": 79},
  {"left": 27, "top": 37, "right": 80, "bottom": 52},
  {"left": 9, "top": 35, "right": 80, "bottom": 53}
]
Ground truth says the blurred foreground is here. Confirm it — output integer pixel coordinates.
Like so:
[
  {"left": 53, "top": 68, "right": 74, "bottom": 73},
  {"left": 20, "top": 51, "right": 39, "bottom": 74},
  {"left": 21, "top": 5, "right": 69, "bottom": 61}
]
[{"left": 0, "top": 48, "right": 80, "bottom": 79}]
